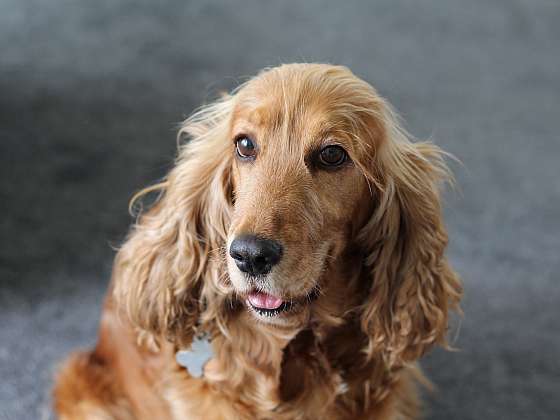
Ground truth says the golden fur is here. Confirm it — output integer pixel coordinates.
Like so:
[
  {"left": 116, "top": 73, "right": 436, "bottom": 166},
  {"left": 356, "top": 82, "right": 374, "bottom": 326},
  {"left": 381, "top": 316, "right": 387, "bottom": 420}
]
[{"left": 53, "top": 63, "right": 462, "bottom": 419}]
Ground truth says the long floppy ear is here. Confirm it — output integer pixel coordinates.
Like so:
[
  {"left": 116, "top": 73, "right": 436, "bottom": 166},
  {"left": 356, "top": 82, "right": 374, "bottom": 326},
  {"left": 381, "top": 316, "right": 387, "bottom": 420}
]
[
  {"left": 112, "top": 95, "right": 234, "bottom": 348},
  {"left": 358, "top": 102, "right": 462, "bottom": 368}
]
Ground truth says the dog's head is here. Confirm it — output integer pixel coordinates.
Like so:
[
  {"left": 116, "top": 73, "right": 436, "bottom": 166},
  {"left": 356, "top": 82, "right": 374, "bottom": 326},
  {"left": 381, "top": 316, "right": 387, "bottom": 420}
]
[{"left": 114, "top": 64, "right": 461, "bottom": 366}]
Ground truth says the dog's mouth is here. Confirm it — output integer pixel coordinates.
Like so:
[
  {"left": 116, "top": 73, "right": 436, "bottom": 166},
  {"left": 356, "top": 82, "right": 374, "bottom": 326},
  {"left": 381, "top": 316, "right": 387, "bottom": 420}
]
[
  {"left": 246, "top": 291, "right": 293, "bottom": 316},
  {"left": 246, "top": 288, "right": 319, "bottom": 318}
]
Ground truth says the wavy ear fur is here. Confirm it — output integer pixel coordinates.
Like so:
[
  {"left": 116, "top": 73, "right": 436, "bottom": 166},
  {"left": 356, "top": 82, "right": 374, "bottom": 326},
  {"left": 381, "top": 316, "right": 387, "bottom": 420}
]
[
  {"left": 112, "top": 95, "right": 234, "bottom": 348},
  {"left": 358, "top": 102, "right": 462, "bottom": 367}
]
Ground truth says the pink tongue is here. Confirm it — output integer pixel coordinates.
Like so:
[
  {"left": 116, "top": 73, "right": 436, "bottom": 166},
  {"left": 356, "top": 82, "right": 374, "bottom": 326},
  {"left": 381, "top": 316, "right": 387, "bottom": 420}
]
[{"left": 248, "top": 292, "right": 283, "bottom": 310}]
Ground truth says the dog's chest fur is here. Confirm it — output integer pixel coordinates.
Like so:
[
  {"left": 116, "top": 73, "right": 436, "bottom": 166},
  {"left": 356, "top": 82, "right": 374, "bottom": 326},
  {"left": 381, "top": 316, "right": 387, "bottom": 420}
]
[{"left": 201, "top": 318, "right": 403, "bottom": 419}]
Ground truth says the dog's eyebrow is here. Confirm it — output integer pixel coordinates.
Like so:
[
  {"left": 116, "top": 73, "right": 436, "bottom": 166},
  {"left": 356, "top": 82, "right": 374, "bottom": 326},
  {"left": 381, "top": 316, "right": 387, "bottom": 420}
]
[
  {"left": 230, "top": 119, "right": 259, "bottom": 140},
  {"left": 303, "top": 124, "right": 350, "bottom": 151}
]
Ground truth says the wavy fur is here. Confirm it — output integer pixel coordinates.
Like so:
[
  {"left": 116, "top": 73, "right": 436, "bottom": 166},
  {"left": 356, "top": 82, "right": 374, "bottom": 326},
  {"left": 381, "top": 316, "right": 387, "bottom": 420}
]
[{"left": 54, "top": 63, "right": 462, "bottom": 420}]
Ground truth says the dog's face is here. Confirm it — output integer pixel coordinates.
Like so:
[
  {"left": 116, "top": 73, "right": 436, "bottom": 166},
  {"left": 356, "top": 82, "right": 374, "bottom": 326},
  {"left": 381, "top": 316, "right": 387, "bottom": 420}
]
[
  {"left": 115, "top": 64, "right": 461, "bottom": 364},
  {"left": 225, "top": 67, "right": 378, "bottom": 326}
]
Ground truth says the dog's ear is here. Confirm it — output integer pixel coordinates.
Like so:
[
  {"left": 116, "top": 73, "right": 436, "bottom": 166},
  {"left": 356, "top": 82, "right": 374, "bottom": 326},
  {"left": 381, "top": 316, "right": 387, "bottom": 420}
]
[
  {"left": 358, "top": 103, "right": 462, "bottom": 368},
  {"left": 112, "top": 95, "right": 234, "bottom": 348}
]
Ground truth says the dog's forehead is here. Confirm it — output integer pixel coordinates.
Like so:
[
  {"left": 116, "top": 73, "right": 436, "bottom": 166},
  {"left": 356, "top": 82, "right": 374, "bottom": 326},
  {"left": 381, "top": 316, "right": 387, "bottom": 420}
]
[
  {"left": 231, "top": 94, "right": 283, "bottom": 129},
  {"left": 231, "top": 86, "right": 354, "bottom": 151}
]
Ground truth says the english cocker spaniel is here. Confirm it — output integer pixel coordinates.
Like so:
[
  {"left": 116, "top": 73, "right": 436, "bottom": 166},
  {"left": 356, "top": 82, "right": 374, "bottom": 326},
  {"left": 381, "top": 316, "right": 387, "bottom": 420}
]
[{"left": 54, "top": 63, "right": 462, "bottom": 420}]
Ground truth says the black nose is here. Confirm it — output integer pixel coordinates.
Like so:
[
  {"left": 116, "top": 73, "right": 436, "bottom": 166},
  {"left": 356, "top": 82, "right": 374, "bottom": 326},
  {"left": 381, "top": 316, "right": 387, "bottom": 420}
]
[{"left": 229, "top": 235, "right": 283, "bottom": 276}]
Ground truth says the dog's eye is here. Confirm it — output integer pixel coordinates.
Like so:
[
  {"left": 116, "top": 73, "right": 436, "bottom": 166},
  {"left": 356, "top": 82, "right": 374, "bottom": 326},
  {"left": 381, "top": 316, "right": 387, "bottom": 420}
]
[
  {"left": 318, "top": 145, "right": 347, "bottom": 167},
  {"left": 236, "top": 137, "right": 256, "bottom": 159}
]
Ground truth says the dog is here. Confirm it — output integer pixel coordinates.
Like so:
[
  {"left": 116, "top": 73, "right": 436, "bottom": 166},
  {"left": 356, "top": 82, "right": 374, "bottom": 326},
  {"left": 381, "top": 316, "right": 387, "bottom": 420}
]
[{"left": 53, "top": 63, "right": 462, "bottom": 419}]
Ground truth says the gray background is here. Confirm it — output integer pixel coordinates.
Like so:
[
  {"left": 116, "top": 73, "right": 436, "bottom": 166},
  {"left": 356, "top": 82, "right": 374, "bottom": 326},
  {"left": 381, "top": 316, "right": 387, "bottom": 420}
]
[{"left": 1, "top": 0, "right": 559, "bottom": 419}]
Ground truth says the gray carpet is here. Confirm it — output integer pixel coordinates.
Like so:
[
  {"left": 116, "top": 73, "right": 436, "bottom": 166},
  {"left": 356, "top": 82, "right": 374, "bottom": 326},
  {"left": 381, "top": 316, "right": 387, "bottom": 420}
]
[{"left": 1, "top": 0, "right": 559, "bottom": 419}]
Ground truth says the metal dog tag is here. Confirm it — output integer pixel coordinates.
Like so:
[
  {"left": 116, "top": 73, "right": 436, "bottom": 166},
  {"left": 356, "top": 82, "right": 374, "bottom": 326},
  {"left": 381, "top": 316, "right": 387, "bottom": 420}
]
[{"left": 175, "top": 337, "right": 212, "bottom": 378}]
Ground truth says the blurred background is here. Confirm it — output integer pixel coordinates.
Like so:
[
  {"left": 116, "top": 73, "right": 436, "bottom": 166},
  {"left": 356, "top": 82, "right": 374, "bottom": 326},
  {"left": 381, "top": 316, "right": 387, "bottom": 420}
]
[{"left": 1, "top": 0, "right": 559, "bottom": 419}]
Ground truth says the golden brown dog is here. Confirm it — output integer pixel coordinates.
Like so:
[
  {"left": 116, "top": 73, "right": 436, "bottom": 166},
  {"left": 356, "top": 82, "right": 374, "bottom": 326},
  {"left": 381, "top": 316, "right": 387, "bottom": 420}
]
[{"left": 53, "top": 63, "right": 462, "bottom": 419}]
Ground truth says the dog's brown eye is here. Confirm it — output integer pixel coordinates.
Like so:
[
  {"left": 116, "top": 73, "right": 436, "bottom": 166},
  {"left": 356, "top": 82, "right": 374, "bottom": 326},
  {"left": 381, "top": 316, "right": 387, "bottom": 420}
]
[
  {"left": 318, "top": 145, "right": 347, "bottom": 167},
  {"left": 236, "top": 137, "right": 256, "bottom": 159}
]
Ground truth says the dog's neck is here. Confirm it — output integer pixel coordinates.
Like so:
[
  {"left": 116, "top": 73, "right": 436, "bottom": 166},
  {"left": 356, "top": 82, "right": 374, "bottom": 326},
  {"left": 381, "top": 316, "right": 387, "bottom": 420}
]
[{"left": 203, "top": 251, "right": 396, "bottom": 417}]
